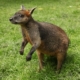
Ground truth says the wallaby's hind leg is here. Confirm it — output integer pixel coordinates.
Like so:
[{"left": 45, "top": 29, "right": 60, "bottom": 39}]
[
  {"left": 56, "top": 53, "right": 66, "bottom": 73},
  {"left": 19, "top": 40, "right": 28, "bottom": 55},
  {"left": 37, "top": 51, "right": 44, "bottom": 71}
]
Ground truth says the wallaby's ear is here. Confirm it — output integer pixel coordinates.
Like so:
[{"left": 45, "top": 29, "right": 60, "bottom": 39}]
[
  {"left": 29, "top": 7, "right": 36, "bottom": 14},
  {"left": 21, "top": 5, "right": 26, "bottom": 10}
]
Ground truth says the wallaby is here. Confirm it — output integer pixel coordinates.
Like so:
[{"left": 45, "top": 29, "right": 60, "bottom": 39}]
[{"left": 9, "top": 5, "right": 69, "bottom": 73}]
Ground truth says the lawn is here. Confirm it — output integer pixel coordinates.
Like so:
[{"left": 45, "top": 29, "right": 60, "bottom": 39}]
[{"left": 0, "top": 0, "right": 80, "bottom": 80}]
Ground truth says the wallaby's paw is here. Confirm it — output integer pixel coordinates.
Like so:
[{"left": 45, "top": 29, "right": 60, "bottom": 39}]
[
  {"left": 26, "top": 55, "right": 31, "bottom": 61},
  {"left": 19, "top": 50, "right": 24, "bottom": 55}
]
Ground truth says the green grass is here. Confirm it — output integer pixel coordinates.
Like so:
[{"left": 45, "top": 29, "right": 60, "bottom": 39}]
[{"left": 0, "top": 0, "right": 80, "bottom": 80}]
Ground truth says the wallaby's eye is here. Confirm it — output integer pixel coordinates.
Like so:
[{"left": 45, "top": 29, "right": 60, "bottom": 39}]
[{"left": 19, "top": 14, "right": 24, "bottom": 17}]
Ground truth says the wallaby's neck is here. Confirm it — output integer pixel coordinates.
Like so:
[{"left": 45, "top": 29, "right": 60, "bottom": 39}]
[{"left": 21, "top": 17, "right": 36, "bottom": 29}]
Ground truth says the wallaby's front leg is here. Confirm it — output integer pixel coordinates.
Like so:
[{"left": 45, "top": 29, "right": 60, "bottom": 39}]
[
  {"left": 26, "top": 45, "right": 37, "bottom": 61},
  {"left": 26, "top": 40, "right": 41, "bottom": 61},
  {"left": 19, "top": 40, "right": 28, "bottom": 55}
]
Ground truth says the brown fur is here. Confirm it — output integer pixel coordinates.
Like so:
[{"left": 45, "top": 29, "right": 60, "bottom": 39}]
[{"left": 9, "top": 6, "right": 69, "bottom": 73}]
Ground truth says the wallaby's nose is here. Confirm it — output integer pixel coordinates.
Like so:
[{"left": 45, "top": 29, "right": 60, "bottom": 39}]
[{"left": 9, "top": 18, "right": 13, "bottom": 21}]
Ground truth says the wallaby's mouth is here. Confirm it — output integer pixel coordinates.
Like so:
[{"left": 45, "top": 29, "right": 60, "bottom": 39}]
[
  {"left": 9, "top": 18, "right": 18, "bottom": 24},
  {"left": 11, "top": 21, "right": 18, "bottom": 24}
]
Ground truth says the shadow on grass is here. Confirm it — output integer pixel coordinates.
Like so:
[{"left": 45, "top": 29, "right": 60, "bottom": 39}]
[{"left": 27, "top": 53, "right": 75, "bottom": 80}]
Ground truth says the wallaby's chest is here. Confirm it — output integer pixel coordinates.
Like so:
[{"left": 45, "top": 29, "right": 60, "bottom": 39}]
[{"left": 21, "top": 27, "right": 32, "bottom": 44}]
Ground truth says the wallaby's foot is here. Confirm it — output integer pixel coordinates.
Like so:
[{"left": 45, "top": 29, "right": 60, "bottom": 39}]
[
  {"left": 55, "top": 70, "right": 61, "bottom": 74},
  {"left": 19, "top": 50, "right": 24, "bottom": 55},
  {"left": 26, "top": 55, "right": 32, "bottom": 61},
  {"left": 37, "top": 62, "right": 44, "bottom": 72},
  {"left": 37, "top": 66, "right": 42, "bottom": 72}
]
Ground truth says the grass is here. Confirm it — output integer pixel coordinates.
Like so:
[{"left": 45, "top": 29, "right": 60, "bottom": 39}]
[{"left": 0, "top": 0, "right": 80, "bottom": 80}]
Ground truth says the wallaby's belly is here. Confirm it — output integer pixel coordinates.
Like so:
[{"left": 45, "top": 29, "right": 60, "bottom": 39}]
[
  {"left": 37, "top": 41, "right": 59, "bottom": 56},
  {"left": 37, "top": 45, "right": 59, "bottom": 56}
]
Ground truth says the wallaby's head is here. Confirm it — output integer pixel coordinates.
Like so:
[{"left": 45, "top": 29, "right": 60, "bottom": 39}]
[{"left": 9, "top": 5, "right": 36, "bottom": 24}]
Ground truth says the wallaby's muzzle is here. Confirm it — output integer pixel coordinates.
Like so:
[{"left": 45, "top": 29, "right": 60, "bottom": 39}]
[{"left": 9, "top": 17, "right": 19, "bottom": 24}]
